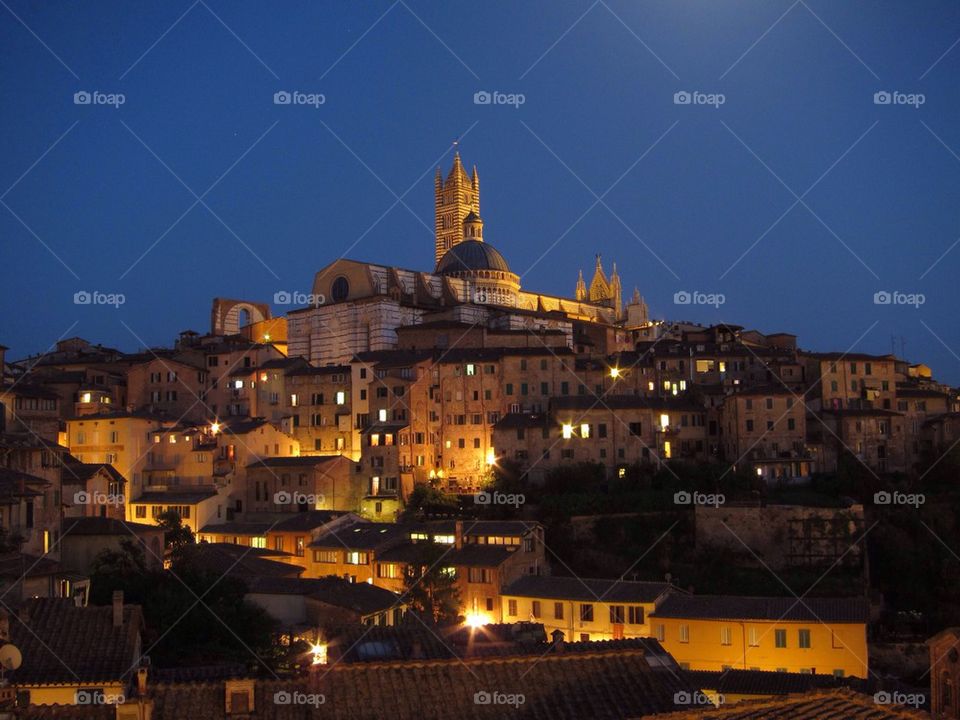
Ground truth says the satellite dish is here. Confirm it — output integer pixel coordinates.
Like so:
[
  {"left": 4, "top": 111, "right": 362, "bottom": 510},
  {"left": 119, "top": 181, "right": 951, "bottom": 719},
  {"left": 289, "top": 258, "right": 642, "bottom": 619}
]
[{"left": 0, "top": 644, "right": 22, "bottom": 671}]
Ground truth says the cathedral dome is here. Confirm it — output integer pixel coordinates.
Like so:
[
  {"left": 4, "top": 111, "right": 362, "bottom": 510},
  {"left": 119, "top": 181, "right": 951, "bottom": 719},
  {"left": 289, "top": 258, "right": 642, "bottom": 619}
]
[{"left": 435, "top": 240, "right": 511, "bottom": 274}]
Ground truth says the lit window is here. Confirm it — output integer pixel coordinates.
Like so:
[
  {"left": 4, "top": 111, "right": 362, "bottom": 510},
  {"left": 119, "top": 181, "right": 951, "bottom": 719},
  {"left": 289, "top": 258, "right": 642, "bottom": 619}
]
[
  {"left": 663, "top": 441, "right": 672, "bottom": 458},
  {"left": 169, "top": 435, "right": 177, "bottom": 444},
  {"left": 234, "top": 380, "right": 244, "bottom": 389},
  {"left": 562, "top": 424, "right": 573, "bottom": 439},
  {"left": 336, "top": 391, "right": 345, "bottom": 405},
  {"left": 580, "top": 423, "right": 590, "bottom": 438},
  {"left": 648, "top": 381, "right": 655, "bottom": 391},
  {"left": 290, "top": 393, "right": 298, "bottom": 406},
  {"left": 660, "top": 414, "right": 670, "bottom": 429},
  {"left": 434, "top": 535, "right": 455, "bottom": 544},
  {"left": 618, "top": 467, "right": 626, "bottom": 479},
  {"left": 80, "top": 392, "right": 91, "bottom": 403},
  {"left": 378, "top": 409, "right": 387, "bottom": 422},
  {"left": 466, "top": 364, "right": 476, "bottom": 376}
]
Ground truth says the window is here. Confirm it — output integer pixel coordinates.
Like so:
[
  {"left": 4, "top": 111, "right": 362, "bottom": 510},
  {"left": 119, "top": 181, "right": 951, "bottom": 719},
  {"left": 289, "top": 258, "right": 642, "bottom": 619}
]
[
  {"left": 609, "top": 605, "right": 625, "bottom": 624},
  {"left": 466, "top": 364, "right": 476, "bottom": 376},
  {"left": 655, "top": 624, "right": 665, "bottom": 642},
  {"left": 798, "top": 629, "right": 811, "bottom": 649},
  {"left": 295, "top": 536, "right": 305, "bottom": 557},
  {"left": 554, "top": 602, "right": 564, "bottom": 620},
  {"left": 748, "top": 627, "right": 760, "bottom": 647},
  {"left": 531, "top": 600, "right": 541, "bottom": 618},
  {"left": 679, "top": 624, "right": 689, "bottom": 643},
  {"left": 579, "top": 604, "right": 594, "bottom": 622},
  {"left": 377, "top": 563, "right": 399, "bottom": 579},
  {"left": 336, "top": 391, "right": 346, "bottom": 405},
  {"left": 345, "top": 551, "right": 369, "bottom": 565},
  {"left": 508, "top": 599, "right": 517, "bottom": 617},
  {"left": 721, "top": 626, "right": 732, "bottom": 646},
  {"left": 775, "top": 629, "right": 787, "bottom": 648},
  {"left": 135, "top": 506, "right": 146, "bottom": 519},
  {"left": 628, "top": 606, "right": 644, "bottom": 625}
]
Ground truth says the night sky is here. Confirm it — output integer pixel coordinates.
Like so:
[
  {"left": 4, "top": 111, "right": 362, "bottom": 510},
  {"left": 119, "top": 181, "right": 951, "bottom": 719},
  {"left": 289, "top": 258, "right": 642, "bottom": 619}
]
[{"left": 2, "top": 1, "right": 959, "bottom": 383}]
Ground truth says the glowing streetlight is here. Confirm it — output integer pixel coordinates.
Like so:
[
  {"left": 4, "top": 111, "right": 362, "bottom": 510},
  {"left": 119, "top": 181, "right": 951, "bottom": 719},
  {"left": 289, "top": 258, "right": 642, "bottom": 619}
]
[
  {"left": 485, "top": 448, "right": 496, "bottom": 466},
  {"left": 210, "top": 422, "right": 221, "bottom": 435},
  {"left": 310, "top": 642, "right": 328, "bottom": 665},
  {"left": 609, "top": 367, "right": 620, "bottom": 379},
  {"left": 465, "top": 613, "right": 490, "bottom": 629}
]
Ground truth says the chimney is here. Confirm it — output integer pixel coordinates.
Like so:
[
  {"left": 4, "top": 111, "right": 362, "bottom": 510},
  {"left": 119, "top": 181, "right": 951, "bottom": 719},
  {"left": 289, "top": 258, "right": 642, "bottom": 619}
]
[
  {"left": 454, "top": 520, "right": 463, "bottom": 550},
  {"left": 551, "top": 629, "right": 565, "bottom": 653},
  {"left": 112, "top": 590, "right": 124, "bottom": 628},
  {"left": 137, "top": 667, "right": 148, "bottom": 697}
]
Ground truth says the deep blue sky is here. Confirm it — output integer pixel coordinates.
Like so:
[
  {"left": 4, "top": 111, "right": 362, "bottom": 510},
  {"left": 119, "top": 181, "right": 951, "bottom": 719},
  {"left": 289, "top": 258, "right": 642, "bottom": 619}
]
[{"left": 2, "top": 1, "right": 960, "bottom": 383}]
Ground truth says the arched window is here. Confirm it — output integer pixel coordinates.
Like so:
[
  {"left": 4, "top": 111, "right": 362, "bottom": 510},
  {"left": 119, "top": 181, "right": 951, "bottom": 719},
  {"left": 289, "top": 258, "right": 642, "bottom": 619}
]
[
  {"left": 238, "top": 308, "right": 252, "bottom": 328},
  {"left": 331, "top": 276, "right": 350, "bottom": 303}
]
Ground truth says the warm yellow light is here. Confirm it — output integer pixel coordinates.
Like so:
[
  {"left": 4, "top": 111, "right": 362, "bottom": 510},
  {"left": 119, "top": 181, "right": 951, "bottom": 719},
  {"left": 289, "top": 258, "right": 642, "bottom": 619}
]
[
  {"left": 756, "top": 467, "right": 763, "bottom": 476},
  {"left": 429, "top": 469, "right": 436, "bottom": 479},
  {"left": 263, "top": 333, "right": 271, "bottom": 342},
  {"left": 660, "top": 414, "right": 670, "bottom": 430},
  {"left": 81, "top": 392, "right": 91, "bottom": 403},
  {"left": 609, "top": 367, "right": 620, "bottom": 379},
  {"left": 580, "top": 423, "right": 590, "bottom": 438},
  {"left": 465, "top": 613, "right": 490, "bottom": 629},
  {"left": 562, "top": 423, "right": 573, "bottom": 439},
  {"left": 210, "top": 422, "right": 221, "bottom": 435},
  {"left": 664, "top": 441, "right": 672, "bottom": 459},
  {"left": 310, "top": 643, "right": 328, "bottom": 665},
  {"left": 485, "top": 448, "right": 496, "bottom": 466},
  {"left": 648, "top": 381, "right": 655, "bottom": 391}
]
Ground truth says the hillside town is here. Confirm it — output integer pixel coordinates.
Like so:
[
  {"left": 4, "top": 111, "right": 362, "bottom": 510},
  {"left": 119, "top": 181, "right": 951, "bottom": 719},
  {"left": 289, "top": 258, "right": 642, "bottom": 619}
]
[{"left": 0, "top": 151, "right": 957, "bottom": 718}]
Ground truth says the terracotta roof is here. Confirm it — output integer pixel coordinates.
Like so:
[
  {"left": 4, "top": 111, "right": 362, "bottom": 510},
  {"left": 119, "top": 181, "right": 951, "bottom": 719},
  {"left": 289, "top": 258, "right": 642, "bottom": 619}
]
[
  {"left": 642, "top": 688, "right": 929, "bottom": 719},
  {"left": 271, "top": 511, "right": 347, "bottom": 533},
  {"left": 11, "top": 597, "right": 143, "bottom": 686},
  {"left": 182, "top": 544, "right": 303, "bottom": 580},
  {"left": 246, "top": 456, "right": 344, "bottom": 469},
  {"left": 651, "top": 594, "right": 869, "bottom": 623},
  {"left": 686, "top": 668, "right": 870, "bottom": 696},
  {"left": 62, "top": 516, "right": 159, "bottom": 536},
  {"left": 246, "top": 576, "right": 400, "bottom": 616},
  {"left": 134, "top": 489, "right": 218, "bottom": 504},
  {"left": 310, "top": 523, "right": 404, "bottom": 550},
  {"left": 144, "top": 646, "right": 692, "bottom": 719},
  {"left": 504, "top": 575, "right": 675, "bottom": 604}
]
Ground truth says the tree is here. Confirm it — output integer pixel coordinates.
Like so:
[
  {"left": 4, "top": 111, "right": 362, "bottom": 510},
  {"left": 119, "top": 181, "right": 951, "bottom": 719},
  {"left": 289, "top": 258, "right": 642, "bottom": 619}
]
[
  {"left": 156, "top": 509, "right": 195, "bottom": 559},
  {"left": 401, "top": 483, "right": 458, "bottom": 521},
  {"left": 402, "top": 545, "right": 461, "bottom": 624}
]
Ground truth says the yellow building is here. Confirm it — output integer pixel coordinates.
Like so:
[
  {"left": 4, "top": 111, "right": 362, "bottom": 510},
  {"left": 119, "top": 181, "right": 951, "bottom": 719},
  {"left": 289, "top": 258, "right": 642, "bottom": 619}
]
[
  {"left": 649, "top": 594, "right": 869, "bottom": 678},
  {"left": 501, "top": 576, "right": 675, "bottom": 641},
  {"left": 11, "top": 593, "right": 142, "bottom": 706}
]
